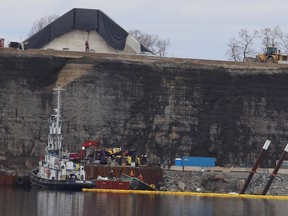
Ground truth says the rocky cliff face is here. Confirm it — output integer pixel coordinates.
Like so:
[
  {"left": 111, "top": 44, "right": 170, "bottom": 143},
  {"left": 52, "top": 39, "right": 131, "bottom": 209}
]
[{"left": 1, "top": 49, "right": 288, "bottom": 167}]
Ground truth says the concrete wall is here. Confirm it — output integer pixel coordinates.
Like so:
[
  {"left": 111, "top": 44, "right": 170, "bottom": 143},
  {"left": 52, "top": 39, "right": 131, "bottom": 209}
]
[{"left": 42, "top": 30, "right": 138, "bottom": 54}]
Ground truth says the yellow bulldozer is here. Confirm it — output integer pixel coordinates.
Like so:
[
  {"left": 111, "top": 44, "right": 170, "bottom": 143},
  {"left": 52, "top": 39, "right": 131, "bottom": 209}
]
[{"left": 257, "top": 47, "right": 288, "bottom": 63}]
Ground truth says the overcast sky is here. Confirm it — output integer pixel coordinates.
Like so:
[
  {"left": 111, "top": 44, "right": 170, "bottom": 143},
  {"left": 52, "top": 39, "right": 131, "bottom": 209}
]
[{"left": 2, "top": 0, "right": 288, "bottom": 60}]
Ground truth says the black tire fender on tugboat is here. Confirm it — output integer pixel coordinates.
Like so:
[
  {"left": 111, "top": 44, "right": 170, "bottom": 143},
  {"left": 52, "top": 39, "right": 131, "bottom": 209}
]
[{"left": 16, "top": 176, "right": 24, "bottom": 186}]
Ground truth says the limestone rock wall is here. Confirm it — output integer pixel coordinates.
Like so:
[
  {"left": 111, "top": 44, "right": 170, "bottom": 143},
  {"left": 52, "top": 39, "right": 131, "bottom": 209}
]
[{"left": 1, "top": 49, "right": 288, "bottom": 167}]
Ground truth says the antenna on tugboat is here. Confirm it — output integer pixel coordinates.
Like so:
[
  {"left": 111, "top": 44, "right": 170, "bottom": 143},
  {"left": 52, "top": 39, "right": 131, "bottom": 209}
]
[
  {"left": 47, "top": 86, "right": 65, "bottom": 154},
  {"left": 52, "top": 86, "right": 65, "bottom": 131}
]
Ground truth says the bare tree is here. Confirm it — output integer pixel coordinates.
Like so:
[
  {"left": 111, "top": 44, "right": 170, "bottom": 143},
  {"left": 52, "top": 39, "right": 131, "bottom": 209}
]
[
  {"left": 226, "top": 29, "right": 258, "bottom": 61},
  {"left": 239, "top": 29, "right": 258, "bottom": 61},
  {"left": 280, "top": 33, "right": 288, "bottom": 53},
  {"left": 28, "top": 14, "right": 59, "bottom": 37},
  {"left": 156, "top": 38, "right": 170, "bottom": 57},
  {"left": 226, "top": 26, "right": 288, "bottom": 61},
  {"left": 261, "top": 25, "right": 282, "bottom": 51},
  {"left": 226, "top": 38, "right": 242, "bottom": 61},
  {"left": 129, "top": 29, "right": 170, "bottom": 56}
]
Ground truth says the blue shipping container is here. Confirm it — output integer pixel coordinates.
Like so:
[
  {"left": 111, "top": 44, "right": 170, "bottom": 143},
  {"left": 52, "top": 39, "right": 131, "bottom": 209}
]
[{"left": 181, "top": 156, "right": 216, "bottom": 167}]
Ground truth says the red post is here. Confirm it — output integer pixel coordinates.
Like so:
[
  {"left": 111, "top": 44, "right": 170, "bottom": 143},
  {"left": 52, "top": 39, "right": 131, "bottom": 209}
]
[
  {"left": 261, "top": 144, "right": 288, "bottom": 195},
  {"left": 240, "top": 140, "right": 271, "bottom": 194}
]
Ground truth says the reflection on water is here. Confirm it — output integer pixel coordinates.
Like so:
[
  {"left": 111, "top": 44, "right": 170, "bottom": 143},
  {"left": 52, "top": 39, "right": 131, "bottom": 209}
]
[
  {"left": 37, "top": 189, "right": 85, "bottom": 216},
  {"left": 0, "top": 187, "right": 288, "bottom": 216},
  {"left": 0, "top": 187, "right": 37, "bottom": 215}
]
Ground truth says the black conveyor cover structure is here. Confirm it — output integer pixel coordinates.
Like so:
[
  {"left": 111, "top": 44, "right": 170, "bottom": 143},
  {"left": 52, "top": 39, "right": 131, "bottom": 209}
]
[{"left": 24, "top": 8, "right": 130, "bottom": 51}]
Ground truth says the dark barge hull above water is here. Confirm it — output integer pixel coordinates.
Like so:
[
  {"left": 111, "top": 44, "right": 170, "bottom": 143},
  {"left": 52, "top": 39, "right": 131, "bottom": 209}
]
[{"left": 29, "top": 169, "right": 97, "bottom": 191}]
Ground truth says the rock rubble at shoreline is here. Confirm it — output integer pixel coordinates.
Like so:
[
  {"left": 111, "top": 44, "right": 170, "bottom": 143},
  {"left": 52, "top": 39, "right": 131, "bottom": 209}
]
[{"left": 160, "top": 169, "right": 288, "bottom": 196}]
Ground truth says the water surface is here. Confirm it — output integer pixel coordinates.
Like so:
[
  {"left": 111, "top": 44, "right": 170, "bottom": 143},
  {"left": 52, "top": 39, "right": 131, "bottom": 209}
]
[{"left": 0, "top": 187, "right": 287, "bottom": 216}]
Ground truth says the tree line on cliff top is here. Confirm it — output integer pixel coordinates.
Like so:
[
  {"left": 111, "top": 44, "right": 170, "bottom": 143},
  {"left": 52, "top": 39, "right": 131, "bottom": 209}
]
[
  {"left": 226, "top": 25, "right": 288, "bottom": 62},
  {"left": 29, "top": 15, "right": 170, "bottom": 57}
]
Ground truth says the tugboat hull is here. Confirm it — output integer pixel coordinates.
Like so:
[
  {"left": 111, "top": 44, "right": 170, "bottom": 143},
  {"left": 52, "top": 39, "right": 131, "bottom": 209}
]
[
  {"left": 30, "top": 169, "right": 96, "bottom": 191},
  {"left": 29, "top": 87, "right": 97, "bottom": 191}
]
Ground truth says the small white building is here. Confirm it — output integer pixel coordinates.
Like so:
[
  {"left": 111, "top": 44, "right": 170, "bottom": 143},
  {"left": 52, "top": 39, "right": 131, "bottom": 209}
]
[{"left": 24, "top": 8, "right": 152, "bottom": 55}]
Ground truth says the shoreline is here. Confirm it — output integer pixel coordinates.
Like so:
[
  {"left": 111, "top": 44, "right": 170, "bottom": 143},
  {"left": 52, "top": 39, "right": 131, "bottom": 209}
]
[
  {"left": 161, "top": 167, "right": 288, "bottom": 196},
  {"left": 1, "top": 159, "right": 288, "bottom": 196}
]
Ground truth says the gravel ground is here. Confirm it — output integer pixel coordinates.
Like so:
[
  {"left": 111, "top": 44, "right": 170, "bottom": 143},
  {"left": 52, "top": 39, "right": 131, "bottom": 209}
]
[{"left": 160, "top": 169, "right": 288, "bottom": 196}]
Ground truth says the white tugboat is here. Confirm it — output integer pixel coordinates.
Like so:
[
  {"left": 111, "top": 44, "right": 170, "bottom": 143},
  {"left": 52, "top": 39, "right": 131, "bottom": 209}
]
[{"left": 30, "top": 86, "right": 96, "bottom": 190}]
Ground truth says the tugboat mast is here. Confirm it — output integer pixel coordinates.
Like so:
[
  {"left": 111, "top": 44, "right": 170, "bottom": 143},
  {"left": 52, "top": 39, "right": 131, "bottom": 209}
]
[
  {"left": 30, "top": 85, "right": 94, "bottom": 188},
  {"left": 46, "top": 86, "right": 65, "bottom": 156}
]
